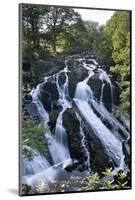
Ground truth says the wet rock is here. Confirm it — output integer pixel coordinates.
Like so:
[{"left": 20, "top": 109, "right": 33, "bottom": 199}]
[
  {"left": 49, "top": 109, "right": 61, "bottom": 131},
  {"left": 88, "top": 74, "right": 102, "bottom": 100},
  {"left": 88, "top": 74, "right": 113, "bottom": 111},
  {"left": 85, "top": 127, "right": 113, "bottom": 172},
  {"left": 122, "top": 139, "right": 130, "bottom": 165},
  {"left": 23, "top": 94, "right": 32, "bottom": 104},
  {"left": 21, "top": 184, "right": 32, "bottom": 195},
  {"left": 23, "top": 62, "right": 31, "bottom": 71},
  {"left": 31, "top": 57, "right": 65, "bottom": 86},
  {"left": 64, "top": 162, "right": 79, "bottom": 172},
  {"left": 67, "top": 61, "right": 88, "bottom": 98},
  {"left": 102, "top": 83, "right": 112, "bottom": 112},
  {"left": 25, "top": 102, "right": 41, "bottom": 123},
  {"left": 70, "top": 110, "right": 115, "bottom": 173},
  {"left": 85, "top": 59, "right": 95, "bottom": 65},
  {"left": 40, "top": 82, "right": 59, "bottom": 112},
  {"left": 113, "top": 86, "right": 120, "bottom": 106},
  {"left": 63, "top": 108, "right": 84, "bottom": 162},
  {"left": 58, "top": 72, "right": 66, "bottom": 85}
]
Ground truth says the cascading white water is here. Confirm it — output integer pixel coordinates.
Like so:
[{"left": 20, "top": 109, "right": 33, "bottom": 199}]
[
  {"left": 75, "top": 112, "right": 90, "bottom": 170},
  {"left": 23, "top": 82, "right": 51, "bottom": 176},
  {"left": 23, "top": 62, "right": 72, "bottom": 177},
  {"left": 100, "top": 83, "right": 105, "bottom": 103},
  {"left": 22, "top": 57, "right": 130, "bottom": 186},
  {"left": 23, "top": 153, "right": 50, "bottom": 176},
  {"left": 99, "top": 69, "right": 114, "bottom": 110},
  {"left": 74, "top": 61, "right": 126, "bottom": 170},
  {"left": 47, "top": 61, "right": 72, "bottom": 166}
]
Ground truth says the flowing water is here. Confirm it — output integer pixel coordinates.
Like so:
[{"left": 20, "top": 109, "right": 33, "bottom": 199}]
[
  {"left": 22, "top": 57, "right": 130, "bottom": 186},
  {"left": 74, "top": 65, "right": 125, "bottom": 170}
]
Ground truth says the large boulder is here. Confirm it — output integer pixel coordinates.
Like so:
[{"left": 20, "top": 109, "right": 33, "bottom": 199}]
[
  {"left": 39, "top": 82, "right": 59, "bottom": 112},
  {"left": 82, "top": 120, "right": 114, "bottom": 173},
  {"left": 102, "top": 83, "right": 112, "bottom": 112},
  {"left": 88, "top": 71, "right": 117, "bottom": 112},
  {"left": 67, "top": 60, "right": 88, "bottom": 98},
  {"left": 88, "top": 73, "right": 102, "bottom": 100},
  {"left": 49, "top": 109, "right": 62, "bottom": 131},
  {"left": 72, "top": 104, "right": 115, "bottom": 173},
  {"left": 63, "top": 108, "right": 84, "bottom": 162},
  {"left": 24, "top": 102, "right": 42, "bottom": 123},
  {"left": 58, "top": 72, "right": 66, "bottom": 85}
]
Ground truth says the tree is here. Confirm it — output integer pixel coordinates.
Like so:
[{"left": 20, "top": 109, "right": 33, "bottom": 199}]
[
  {"left": 83, "top": 20, "right": 99, "bottom": 50},
  {"left": 57, "top": 19, "right": 88, "bottom": 51},
  {"left": 105, "top": 11, "right": 131, "bottom": 116},
  {"left": 22, "top": 117, "right": 47, "bottom": 160},
  {"left": 22, "top": 4, "right": 49, "bottom": 49},
  {"left": 111, "top": 32, "right": 130, "bottom": 116},
  {"left": 92, "top": 26, "right": 113, "bottom": 67},
  {"left": 43, "top": 7, "right": 81, "bottom": 52}
]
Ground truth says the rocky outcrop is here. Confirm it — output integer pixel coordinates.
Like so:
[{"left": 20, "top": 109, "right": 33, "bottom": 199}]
[
  {"left": 81, "top": 120, "right": 115, "bottom": 173},
  {"left": 67, "top": 60, "right": 88, "bottom": 98},
  {"left": 39, "top": 82, "right": 59, "bottom": 112},
  {"left": 22, "top": 54, "right": 130, "bottom": 176},
  {"left": 88, "top": 73, "right": 102, "bottom": 100},
  {"left": 49, "top": 109, "right": 62, "bottom": 131},
  {"left": 63, "top": 108, "right": 84, "bottom": 162},
  {"left": 23, "top": 94, "right": 41, "bottom": 123}
]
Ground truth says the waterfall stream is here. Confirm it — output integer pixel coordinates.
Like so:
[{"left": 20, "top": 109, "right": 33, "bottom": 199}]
[
  {"left": 74, "top": 65, "right": 124, "bottom": 169},
  {"left": 22, "top": 57, "right": 130, "bottom": 185}
]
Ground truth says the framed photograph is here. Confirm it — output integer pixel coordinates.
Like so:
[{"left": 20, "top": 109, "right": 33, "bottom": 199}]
[{"left": 19, "top": 3, "right": 131, "bottom": 196}]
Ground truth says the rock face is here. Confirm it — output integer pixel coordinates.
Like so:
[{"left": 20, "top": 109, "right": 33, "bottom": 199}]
[
  {"left": 67, "top": 60, "right": 88, "bottom": 98},
  {"left": 39, "top": 82, "right": 59, "bottom": 112},
  {"left": 82, "top": 121, "right": 114, "bottom": 173},
  {"left": 88, "top": 73, "right": 102, "bottom": 100},
  {"left": 49, "top": 109, "right": 62, "bottom": 131},
  {"left": 58, "top": 72, "right": 66, "bottom": 86},
  {"left": 63, "top": 108, "right": 84, "bottom": 162},
  {"left": 23, "top": 102, "right": 42, "bottom": 123},
  {"left": 102, "top": 83, "right": 112, "bottom": 112},
  {"left": 22, "top": 55, "right": 130, "bottom": 176}
]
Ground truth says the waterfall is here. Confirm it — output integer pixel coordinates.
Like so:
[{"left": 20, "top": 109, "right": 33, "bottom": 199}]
[
  {"left": 74, "top": 61, "right": 127, "bottom": 170},
  {"left": 100, "top": 83, "right": 105, "bottom": 103},
  {"left": 22, "top": 57, "right": 130, "bottom": 186},
  {"left": 48, "top": 61, "right": 72, "bottom": 165},
  {"left": 23, "top": 61, "right": 72, "bottom": 177},
  {"left": 23, "top": 153, "right": 50, "bottom": 176},
  {"left": 99, "top": 69, "right": 114, "bottom": 110},
  {"left": 75, "top": 112, "right": 90, "bottom": 170}
]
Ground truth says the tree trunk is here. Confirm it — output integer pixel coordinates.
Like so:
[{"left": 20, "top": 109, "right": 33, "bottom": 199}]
[{"left": 52, "top": 34, "right": 57, "bottom": 53}]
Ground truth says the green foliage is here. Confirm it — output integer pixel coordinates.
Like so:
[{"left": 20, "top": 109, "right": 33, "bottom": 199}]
[
  {"left": 102, "top": 167, "right": 113, "bottom": 176},
  {"left": 101, "top": 180, "right": 115, "bottom": 190},
  {"left": 22, "top": 4, "right": 49, "bottom": 49},
  {"left": 109, "top": 14, "right": 130, "bottom": 117},
  {"left": 92, "top": 26, "right": 113, "bottom": 68},
  {"left": 22, "top": 5, "right": 130, "bottom": 117},
  {"left": 22, "top": 117, "right": 47, "bottom": 160},
  {"left": 21, "top": 168, "right": 129, "bottom": 195},
  {"left": 51, "top": 176, "right": 83, "bottom": 193},
  {"left": 35, "top": 181, "right": 49, "bottom": 193},
  {"left": 21, "top": 184, "right": 33, "bottom": 195},
  {"left": 43, "top": 7, "right": 81, "bottom": 52},
  {"left": 116, "top": 171, "right": 128, "bottom": 189},
  {"left": 81, "top": 172, "right": 100, "bottom": 190},
  {"left": 58, "top": 19, "right": 88, "bottom": 52}
]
